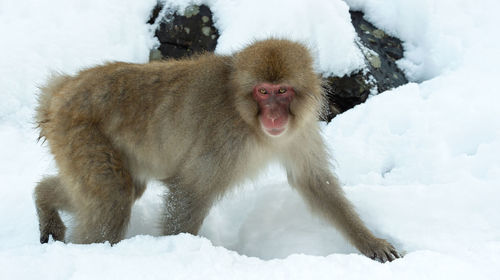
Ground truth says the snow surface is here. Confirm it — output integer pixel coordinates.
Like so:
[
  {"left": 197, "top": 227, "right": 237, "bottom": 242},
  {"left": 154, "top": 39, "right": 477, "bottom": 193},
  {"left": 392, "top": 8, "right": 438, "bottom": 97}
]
[{"left": 1, "top": 0, "right": 500, "bottom": 279}]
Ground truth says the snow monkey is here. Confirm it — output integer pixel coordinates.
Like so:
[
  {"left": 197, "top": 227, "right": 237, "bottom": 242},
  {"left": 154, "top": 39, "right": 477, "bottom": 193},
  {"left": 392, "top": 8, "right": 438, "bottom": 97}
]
[{"left": 34, "top": 39, "right": 400, "bottom": 262}]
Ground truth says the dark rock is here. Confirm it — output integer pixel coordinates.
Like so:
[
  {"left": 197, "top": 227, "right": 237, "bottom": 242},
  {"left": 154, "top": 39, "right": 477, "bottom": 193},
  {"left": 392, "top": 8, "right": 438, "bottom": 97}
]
[
  {"left": 148, "top": 5, "right": 408, "bottom": 121},
  {"left": 324, "top": 71, "right": 373, "bottom": 118},
  {"left": 150, "top": 4, "right": 219, "bottom": 59},
  {"left": 322, "top": 12, "right": 408, "bottom": 120}
]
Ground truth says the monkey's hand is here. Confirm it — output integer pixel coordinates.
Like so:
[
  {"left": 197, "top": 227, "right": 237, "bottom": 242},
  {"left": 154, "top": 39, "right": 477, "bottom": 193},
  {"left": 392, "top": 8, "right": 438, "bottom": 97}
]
[{"left": 357, "top": 237, "right": 401, "bottom": 263}]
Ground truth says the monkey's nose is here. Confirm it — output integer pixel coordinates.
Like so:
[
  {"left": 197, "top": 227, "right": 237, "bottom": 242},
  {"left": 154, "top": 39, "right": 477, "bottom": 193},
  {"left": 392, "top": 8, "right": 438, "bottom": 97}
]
[{"left": 266, "top": 110, "right": 281, "bottom": 122}]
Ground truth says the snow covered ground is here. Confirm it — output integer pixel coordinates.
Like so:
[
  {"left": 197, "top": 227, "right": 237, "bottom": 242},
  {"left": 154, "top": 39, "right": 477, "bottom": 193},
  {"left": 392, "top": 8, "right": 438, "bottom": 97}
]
[{"left": 1, "top": 0, "right": 499, "bottom": 279}]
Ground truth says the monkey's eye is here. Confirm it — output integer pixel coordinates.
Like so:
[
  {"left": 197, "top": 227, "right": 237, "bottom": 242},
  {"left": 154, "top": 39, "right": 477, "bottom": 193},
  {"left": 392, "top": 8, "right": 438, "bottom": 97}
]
[
  {"left": 278, "top": 88, "right": 287, "bottom": 94},
  {"left": 259, "top": 88, "right": 267, "bottom": 94}
]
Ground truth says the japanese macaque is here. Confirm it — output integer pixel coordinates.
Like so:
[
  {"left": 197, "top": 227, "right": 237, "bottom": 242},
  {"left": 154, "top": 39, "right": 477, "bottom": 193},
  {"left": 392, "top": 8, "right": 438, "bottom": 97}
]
[{"left": 34, "top": 39, "right": 400, "bottom": 262}]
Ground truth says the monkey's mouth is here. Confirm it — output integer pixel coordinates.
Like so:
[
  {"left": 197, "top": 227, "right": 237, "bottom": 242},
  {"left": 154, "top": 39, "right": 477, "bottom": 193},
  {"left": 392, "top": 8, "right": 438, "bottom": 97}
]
[
  {"left": 259, "top": 116, "right": 288, "bottom": 137},
  {"left": 264, "top": 126, "right": 287, "bottom": 136}
]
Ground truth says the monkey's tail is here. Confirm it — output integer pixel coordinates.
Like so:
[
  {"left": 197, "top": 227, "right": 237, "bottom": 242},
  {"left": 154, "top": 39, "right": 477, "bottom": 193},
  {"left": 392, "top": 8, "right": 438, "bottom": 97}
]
[
  {"left": 35, "top": 74, "right": 71, "bottom": 142},
  {"left": 34, "top": 176, "right": 69, "bottom": 243}
]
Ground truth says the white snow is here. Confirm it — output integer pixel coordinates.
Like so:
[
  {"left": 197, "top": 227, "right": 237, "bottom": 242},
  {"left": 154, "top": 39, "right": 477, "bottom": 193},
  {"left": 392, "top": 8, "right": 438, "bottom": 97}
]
[{"left": 1, "top": 0, "right": 500, "bottom": 279}]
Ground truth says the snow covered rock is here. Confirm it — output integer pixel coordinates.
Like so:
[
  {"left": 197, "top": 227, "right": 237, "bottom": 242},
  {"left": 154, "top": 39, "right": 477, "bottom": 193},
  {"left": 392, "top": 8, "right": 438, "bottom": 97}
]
[
  {"left": 324, "top": 11, "right": 408, "bottom": 119},
  {"left": 149, "top": 4, "right": 408, "bottom": 120},
  {"left": 149, "top": 4, "right": 218, "bottom": 60}
]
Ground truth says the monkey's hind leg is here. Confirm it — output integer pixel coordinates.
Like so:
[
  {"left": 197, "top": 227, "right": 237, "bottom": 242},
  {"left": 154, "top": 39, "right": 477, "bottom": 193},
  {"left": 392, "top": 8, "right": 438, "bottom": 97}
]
[
  {"left": 34, "top": 176, "right": 70, "bottom": 243},
  {"left": 162, "top": 182, "right": 214, "bottom": 236},
  {"left": 54, "top": 124, "right": 136, "bottom": 245}
]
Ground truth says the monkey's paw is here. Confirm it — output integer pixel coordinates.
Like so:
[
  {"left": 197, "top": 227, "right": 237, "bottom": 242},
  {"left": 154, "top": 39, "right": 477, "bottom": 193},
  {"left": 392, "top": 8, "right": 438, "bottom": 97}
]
[
  {"left": 358, "top": 237, "right": 401, "bottom": 263},
  {"left": 39, "top": 218, "right": 66, "bottom": 244}
]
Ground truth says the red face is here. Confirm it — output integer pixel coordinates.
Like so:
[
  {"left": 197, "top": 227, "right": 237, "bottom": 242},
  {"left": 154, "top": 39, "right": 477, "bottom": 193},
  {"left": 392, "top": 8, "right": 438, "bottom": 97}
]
[{"left": 252, "top": 83, "right": 295, "bottom": 137}]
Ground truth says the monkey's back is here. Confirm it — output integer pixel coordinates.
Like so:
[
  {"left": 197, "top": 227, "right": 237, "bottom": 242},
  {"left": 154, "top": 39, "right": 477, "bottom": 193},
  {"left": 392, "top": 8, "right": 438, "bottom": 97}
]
[{"left": 36, "top": 54, "right": 252, "bottom": 181}]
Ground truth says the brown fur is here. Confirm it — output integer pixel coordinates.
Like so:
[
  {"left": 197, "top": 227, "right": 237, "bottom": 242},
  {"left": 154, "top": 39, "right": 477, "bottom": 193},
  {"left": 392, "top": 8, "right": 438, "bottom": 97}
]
[{"left": 34, "top": 39, "right": 399, "bottom": 262}]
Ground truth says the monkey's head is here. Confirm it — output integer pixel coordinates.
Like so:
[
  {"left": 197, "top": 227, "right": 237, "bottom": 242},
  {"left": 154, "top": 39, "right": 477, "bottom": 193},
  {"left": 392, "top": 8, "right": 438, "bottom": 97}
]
[{"left": 232, "top": 39, "right": 324, "bottom": 139}]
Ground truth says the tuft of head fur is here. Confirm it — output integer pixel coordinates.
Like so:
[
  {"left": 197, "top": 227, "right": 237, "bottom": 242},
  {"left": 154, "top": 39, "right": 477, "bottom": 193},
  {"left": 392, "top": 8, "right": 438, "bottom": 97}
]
[{"left": 233, "top": 39, "right": 316, "bottom": 84}]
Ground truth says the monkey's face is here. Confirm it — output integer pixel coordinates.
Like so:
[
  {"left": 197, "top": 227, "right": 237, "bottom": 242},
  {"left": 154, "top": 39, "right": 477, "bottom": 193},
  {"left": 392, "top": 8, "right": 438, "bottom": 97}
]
[
  {"left": 232, "top": 39, "right": 324, "bottom": 139},
  {"left": 252, "top": 83, "right": 295, "bottom": 137}
]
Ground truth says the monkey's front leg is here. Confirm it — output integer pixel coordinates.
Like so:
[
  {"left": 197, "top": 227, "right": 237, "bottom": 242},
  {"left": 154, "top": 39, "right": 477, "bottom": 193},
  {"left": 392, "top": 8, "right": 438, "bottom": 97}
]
[{"left": 286, "top": 163, "right": 400, "bottom": 262}]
